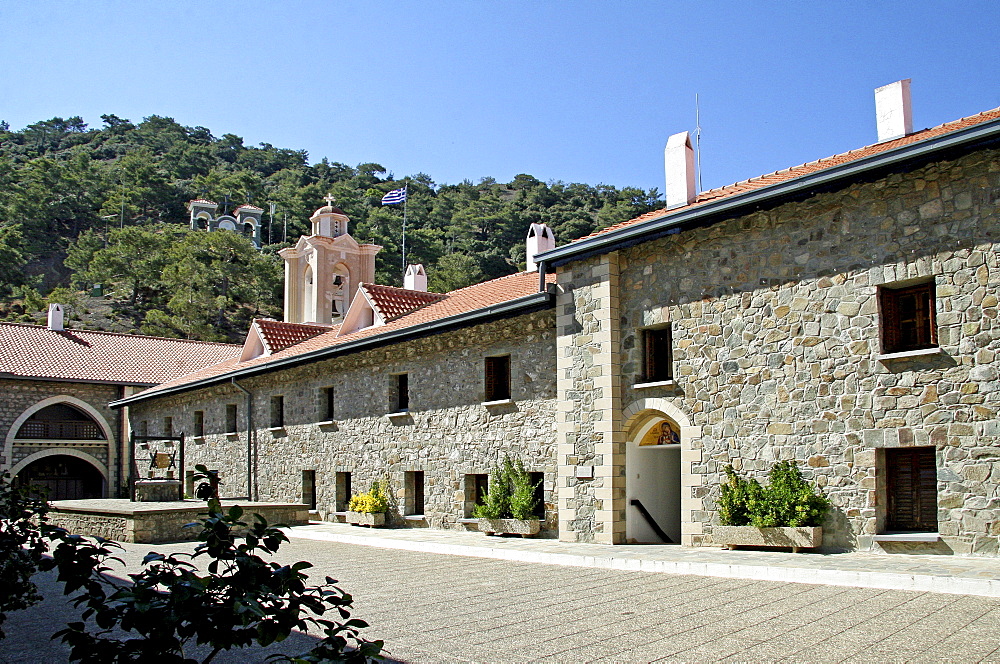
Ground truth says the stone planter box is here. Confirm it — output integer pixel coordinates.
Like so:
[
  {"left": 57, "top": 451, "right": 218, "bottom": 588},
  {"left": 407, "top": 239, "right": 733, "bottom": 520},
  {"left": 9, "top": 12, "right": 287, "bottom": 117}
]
[
  {"left": 346, "top": 511, "right": 386, "bottom": 527},
  {"left": 715, "top": 526, "right": 822, "bottom": 552},
  {"left": 478, "top": 518, "right": 541, "bottom": 537}
]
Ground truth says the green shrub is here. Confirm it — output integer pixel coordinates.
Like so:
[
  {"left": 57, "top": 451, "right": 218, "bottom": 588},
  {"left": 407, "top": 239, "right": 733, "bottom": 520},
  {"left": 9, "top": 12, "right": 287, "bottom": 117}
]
[
  {"left": 473, "top": 455, "right": 540, "bottom": 520},
  {"left": 719, "top": 461, "right": 830, "bottom": 528},
  {"left": 348, "top": 479, "right": 390, "bottom": 514}
]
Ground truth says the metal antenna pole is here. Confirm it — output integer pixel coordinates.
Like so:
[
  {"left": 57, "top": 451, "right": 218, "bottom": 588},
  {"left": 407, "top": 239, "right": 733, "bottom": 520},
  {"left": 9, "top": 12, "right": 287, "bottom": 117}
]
[{"left": 695, "top": 93, "right": 703, "bottom": 194}]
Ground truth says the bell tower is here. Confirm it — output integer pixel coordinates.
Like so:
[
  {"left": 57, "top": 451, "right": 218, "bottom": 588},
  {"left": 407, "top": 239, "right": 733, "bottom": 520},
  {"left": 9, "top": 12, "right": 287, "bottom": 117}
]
[{"left": 279, "top": 197, "right": 381, "bottom": 325}]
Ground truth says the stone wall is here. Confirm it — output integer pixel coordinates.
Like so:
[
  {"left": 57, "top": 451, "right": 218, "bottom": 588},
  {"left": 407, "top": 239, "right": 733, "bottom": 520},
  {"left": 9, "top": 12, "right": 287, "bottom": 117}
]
[
  {"left": 128, "top": 310, "right": 559, "bottom": 535},
  {"left": 595, "top": 147, "right": 1000, "bottom": 554},
  {"left": 0, "top": 378, "right": 122, "bottom": 492}
]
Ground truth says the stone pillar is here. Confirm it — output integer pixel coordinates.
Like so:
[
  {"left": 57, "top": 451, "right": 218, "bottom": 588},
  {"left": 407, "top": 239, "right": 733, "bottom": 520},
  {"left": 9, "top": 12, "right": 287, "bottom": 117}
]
[
  {"left": 279, "top": 247, "right": 304, "bottom": 323},
  {"left": 556, "top": 252, "right": 625, "bottom": 544}
]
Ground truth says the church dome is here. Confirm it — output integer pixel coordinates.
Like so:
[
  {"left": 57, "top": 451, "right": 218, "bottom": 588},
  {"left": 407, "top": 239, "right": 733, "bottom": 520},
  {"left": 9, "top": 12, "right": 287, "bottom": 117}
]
[{"left": 313, "top": 205, "right": 345, "bottom": 216}]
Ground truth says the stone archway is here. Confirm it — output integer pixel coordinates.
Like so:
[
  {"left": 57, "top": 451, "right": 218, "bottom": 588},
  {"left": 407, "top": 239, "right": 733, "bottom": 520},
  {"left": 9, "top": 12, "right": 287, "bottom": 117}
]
[
  {"left": 4, "top": 396, "right": 114, "bottom": 476},
  {"left": 621, "top": 398, "right": 703, "bottom": 546},
  {"left": 11, "top": 449, "right": 108, "bottom": 500}
]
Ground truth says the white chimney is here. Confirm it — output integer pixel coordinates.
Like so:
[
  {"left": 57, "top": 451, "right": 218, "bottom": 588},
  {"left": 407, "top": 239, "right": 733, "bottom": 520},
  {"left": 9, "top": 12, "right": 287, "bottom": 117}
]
[
  {"left": 664, "top": 131, "right": 696, "bottom": 210},
  {"left": 525, "top": 223, "right": 555, "bottom": 272},
  {"left": 47, "top": 303, "right": 64, "bottom": 331},
  {"left": 875, "top": 79, "right": 913, "bottom": 142},
  {"left": 404, "top": 264, "right": 427, "bottom": 291}
]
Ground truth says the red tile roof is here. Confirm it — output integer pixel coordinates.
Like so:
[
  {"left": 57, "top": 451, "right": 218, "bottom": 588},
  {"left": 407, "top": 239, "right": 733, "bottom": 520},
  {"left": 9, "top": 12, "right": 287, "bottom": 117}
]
[
  {"left": 188, "top": 199, "right": 217, "bottom": 206},
  {"left": 235, "top": 204, "right": 264, "bottom": 212},
  {"left": 254, "top": 319, "right": 331, "bottom": 354},
  {"left": 360, "top": 283, "right": 446, "bottom": 322},
  {"left": 0, "top": 323, "right": 239, "bottom": 385},
  {"left": 580, "top": 107, "right": 1000, "bottom": 242},
  {"left": 135, "top": 270, "right": 557, "bottom": 398}
]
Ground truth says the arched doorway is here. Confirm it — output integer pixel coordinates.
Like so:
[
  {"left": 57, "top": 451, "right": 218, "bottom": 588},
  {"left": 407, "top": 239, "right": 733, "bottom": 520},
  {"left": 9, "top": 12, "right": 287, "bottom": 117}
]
[
  {"left": 625, "top": 413, "right": 681, "bottom": 544},
  {"left": 14, "top": 454, "right": 105, "bottom": 500}
]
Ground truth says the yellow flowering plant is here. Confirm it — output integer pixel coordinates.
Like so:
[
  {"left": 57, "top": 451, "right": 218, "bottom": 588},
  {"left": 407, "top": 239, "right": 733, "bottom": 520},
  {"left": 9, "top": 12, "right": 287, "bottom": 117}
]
[{"left": 348, "top": 479, "right": 390, "bottom": 514}]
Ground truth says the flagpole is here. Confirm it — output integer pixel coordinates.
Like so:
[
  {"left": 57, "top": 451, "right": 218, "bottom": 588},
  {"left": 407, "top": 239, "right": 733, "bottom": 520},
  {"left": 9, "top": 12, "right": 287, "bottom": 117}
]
[{"left": 401, "top": 182, "right": 408, "bottom": 280}]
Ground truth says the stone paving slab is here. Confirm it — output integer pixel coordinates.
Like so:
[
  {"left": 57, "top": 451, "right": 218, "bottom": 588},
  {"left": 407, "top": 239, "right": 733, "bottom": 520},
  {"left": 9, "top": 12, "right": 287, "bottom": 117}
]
[{"left": 286, "top": 521, "right": 1000, "bottom": 597}]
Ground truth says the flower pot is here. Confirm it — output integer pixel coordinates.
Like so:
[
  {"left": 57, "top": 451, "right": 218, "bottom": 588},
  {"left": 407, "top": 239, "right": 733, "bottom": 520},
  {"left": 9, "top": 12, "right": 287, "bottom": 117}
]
[
  {"left": 346, "top": 511, "right": 386, "bottom": 527},
  {"left": 477, "top": 518, "right": 540, "bottom": 537},
  {"left": 714, "top": 526, "right": 822, "bottom": 552}
]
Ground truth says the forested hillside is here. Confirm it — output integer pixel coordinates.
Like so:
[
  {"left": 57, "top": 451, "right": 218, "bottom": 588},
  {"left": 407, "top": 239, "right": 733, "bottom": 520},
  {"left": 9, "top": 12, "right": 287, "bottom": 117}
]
[{"left": 0, "top": 115, "right": 661, "bottom": 341}]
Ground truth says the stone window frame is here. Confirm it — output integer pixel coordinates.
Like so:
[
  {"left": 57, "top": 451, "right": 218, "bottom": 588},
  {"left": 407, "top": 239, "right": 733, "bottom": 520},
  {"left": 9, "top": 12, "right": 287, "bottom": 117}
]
[
  {"left": 483, "top": 354, "right": 512, "bottom": 404},
  {"left": 319, "top": 385, "right": 335, "bottom": 422},
  {"left": 269, "top": 395, "right": 285, "bottom": 430},
  {"left": 225, "top": 404, "right": 238, "bottom": 434},
  {"left": 878, "top": 278, "right": 938, "bottom": 356},
  {"left": 391, "top": 373, "right": 409, "bottom": 413},
  {"left": 634, "top": 324, "right": 674, "bottom": 389}
]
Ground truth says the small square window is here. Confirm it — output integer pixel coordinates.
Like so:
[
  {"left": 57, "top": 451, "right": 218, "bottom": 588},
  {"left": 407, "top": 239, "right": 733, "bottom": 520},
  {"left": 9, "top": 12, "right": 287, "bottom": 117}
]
[
  {"left": 394, "top": 373, "right": 409, "bottom": 412},
  {"left": 643, "top": 326, "right": 673, "bottom": 382},
  {"left": 485, "top": 355, "right": 511, "bottom": 402},
  {"left": 880, "top": 281, "right": 937, "bottom": 354},
  {"left": 194, "top": 410, "right": 205, "bottom": 437},
  {"left": 270, "top": 395, "right": 284, "bottom": 428},
  {"left": 320, "top": 386, "right": 335, "bottom": 421},
  {"left": 225, "top": 404, "right": 238, "bottom": 433}
]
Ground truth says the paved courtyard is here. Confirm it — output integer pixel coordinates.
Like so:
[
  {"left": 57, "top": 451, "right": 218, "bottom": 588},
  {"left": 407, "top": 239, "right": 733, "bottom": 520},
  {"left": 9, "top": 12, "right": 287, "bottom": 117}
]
[{"left": 3, "top": 534, "right": 1000, "bottom": 663}]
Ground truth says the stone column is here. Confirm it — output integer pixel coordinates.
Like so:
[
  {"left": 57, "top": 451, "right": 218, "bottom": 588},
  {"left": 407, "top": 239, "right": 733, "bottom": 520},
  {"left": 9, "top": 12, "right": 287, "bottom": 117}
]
[{"left": 556, "top": 252, "right": 625, "bottom": 544}]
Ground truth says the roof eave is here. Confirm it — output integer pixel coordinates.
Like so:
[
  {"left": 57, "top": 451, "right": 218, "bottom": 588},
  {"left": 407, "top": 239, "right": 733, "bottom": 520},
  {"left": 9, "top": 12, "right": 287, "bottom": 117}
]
[
  {"left": 110, "top": 289, "right": 556, "bottom": 408},
  {"left": 537, "top": 117, "right": 1000, "bottom": 267}
]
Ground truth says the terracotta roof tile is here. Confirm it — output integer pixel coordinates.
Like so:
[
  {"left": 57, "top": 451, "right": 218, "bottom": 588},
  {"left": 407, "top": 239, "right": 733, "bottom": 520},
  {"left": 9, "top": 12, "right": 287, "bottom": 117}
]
[
  {"left": 580, "top": 107, "right": 1000, "bottom": 241},
  {"left": 188, "top": 199, "right": 217, "bottom": 205},
  {"left": 235, "top": 204, "right": 264, "bottom": 212},
  {"left": 254, "top": 319, "right": 332, "bottom": 354},
  {"left": 360, "top": 284, "right": 446, "bottom": 321},
  {"left": 0, "top": 323, "right": 238, "bottom": 385},
  {"left": 138, "top": 271, "right": 557, "bottom": 397}
]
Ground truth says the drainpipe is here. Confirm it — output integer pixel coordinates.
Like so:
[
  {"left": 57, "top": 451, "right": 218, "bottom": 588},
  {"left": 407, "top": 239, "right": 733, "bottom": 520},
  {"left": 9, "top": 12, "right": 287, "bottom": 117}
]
[
  {"left": 537, "top": 260, "right": 547, "bottom": 292},
  {"left": 231, "top": 378, "right": 255, "bottom": 501}
]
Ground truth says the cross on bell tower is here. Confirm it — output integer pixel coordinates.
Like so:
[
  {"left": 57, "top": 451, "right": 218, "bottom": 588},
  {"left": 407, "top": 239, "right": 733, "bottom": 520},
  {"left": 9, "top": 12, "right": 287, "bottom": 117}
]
[{"left": 324, "top": 193, "right": 335, "bottom": 207}]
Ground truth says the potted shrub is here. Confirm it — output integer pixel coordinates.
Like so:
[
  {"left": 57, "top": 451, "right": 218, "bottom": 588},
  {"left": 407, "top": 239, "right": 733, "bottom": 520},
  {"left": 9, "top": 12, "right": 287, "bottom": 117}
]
[
  {"left": 474, "top": 456, "right": 542, "bottom": 537},
  {"left": 715, "top": 460, "right": 830, "bottom": 552},
  {"left": 347, "top": 479, "right": 389, "bottom": 527}
]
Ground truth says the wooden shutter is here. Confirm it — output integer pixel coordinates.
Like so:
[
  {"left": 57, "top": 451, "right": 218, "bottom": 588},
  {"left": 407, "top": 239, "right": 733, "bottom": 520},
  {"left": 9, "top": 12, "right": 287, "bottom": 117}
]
[
  {"left": 886, "top": 447, "right": 938, "bottom": 532},
  {"left": 879, "top": 287, "right": 900, "bottom": 353}
]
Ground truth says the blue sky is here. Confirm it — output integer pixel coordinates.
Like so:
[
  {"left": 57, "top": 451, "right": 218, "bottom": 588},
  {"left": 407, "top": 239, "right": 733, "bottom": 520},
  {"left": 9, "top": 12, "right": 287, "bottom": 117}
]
[{"left": 2, "top": 2, "right": 998, "bottom": 197}]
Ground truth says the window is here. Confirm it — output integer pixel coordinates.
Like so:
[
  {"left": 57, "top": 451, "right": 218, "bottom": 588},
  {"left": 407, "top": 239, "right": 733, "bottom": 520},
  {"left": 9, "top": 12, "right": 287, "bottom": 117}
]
[
  {"left": 464, "top": 473, "right": 489, "bottom": 517},
  {"left": 163, "top": 416, "right": 173, "bottom": 436},
  {"left": 394, "top": 373, "right": 409, "bottom": 412},
  {"left": 194, "top": 410, "right": 205, "bottom": 437},
  {"left": 16, "top": 403, "right": 104, "bottom": 440},
  {"left": 320, "top": 386, "right": 335, "bottom": 421},
  {"left": 335, "top": 472, "right": 352, "bottom": 512},
  {"left": 137, "top": 420, "right": 148, "bottom": 437},
  {"left": 405, "top": 470, "right": 424, "bottom": 516},
  {"left": 643, "top": 326, "right": 673, "bottom": 382},
  {"left": 225, "top": 404, "right": 238, "bottom": 434},
  {"left": 880, "top": 281, "right": 937, "bottom": 354},
  {"left": 485, "top": 355, "right": 511, "bottom": 402},
  {"left": 885, "top": 447, "right": 938, "bottom": 532},
  {"left": 529, "top": 472, "right": 546, "bottom": 518},
  {"left": 270, "top": 395, "right": 285, "bottom": 428},
  {"left": 302, "top": 470, "right": 316, "bottom": 510}
]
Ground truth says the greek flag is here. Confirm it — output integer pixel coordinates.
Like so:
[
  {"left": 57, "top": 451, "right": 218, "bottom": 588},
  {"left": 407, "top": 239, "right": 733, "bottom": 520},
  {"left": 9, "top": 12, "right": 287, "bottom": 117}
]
[{"left": 381, "top": 187, "right": 407, "bottom": 205}]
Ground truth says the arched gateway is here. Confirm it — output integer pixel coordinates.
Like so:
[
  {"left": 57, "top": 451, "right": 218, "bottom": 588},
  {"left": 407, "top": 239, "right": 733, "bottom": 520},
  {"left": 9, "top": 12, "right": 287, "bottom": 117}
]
[{"left": 622, "top": 398, "right": 702, "bottom": 545}]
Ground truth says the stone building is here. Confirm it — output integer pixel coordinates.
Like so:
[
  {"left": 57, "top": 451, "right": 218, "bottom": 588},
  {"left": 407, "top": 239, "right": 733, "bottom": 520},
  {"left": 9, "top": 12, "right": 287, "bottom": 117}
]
[
  {"left": 117, "top": 83, "right": 1000, "bottom": 554},
  {"left": 0, "top": 307, "right": 237, "bottom": 499},
  {"left": 188, "top": 198, "right": 265, "bottom": 248}
]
